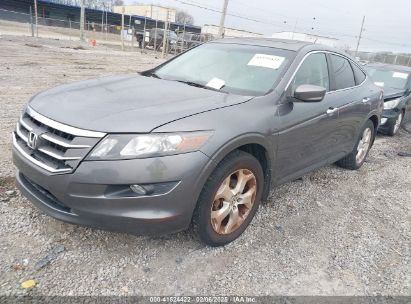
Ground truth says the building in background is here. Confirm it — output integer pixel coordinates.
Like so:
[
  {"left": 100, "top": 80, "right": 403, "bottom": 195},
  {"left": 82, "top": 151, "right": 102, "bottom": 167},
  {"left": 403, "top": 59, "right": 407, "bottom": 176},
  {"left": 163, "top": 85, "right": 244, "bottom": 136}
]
[
  {"left": 271, "top": 31, "right": 339, "bottom": 47},
  {"left": 113, "top": 5, "right": 176, "bottom": 23},
  {"left": 202, "top": 24, "right": 263, "bottom": 38}
]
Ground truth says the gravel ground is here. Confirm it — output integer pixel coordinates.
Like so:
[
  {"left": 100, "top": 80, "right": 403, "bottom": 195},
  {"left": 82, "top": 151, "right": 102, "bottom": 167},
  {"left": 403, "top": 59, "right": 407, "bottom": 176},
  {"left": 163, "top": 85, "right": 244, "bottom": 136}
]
[{"left": 0, "top": 35, "right": 410, "bottom": 296}]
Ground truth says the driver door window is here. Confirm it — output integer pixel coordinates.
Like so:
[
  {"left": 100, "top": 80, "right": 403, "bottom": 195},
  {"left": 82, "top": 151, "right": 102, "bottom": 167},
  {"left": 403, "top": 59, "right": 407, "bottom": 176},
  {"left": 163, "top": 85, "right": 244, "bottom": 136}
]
[{"left": 292, "top": 53, "right": 330, "bottom": 93}]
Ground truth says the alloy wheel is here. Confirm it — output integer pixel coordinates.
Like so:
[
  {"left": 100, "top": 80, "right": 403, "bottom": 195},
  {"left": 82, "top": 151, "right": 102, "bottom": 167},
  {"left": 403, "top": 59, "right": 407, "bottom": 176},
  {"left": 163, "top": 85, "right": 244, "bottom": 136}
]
[
  {"left": 356, "top": 127, "right": 372, "bottom": 164},
  {"left": 210, "top": 169, "right": 257, "bottom": 235}
]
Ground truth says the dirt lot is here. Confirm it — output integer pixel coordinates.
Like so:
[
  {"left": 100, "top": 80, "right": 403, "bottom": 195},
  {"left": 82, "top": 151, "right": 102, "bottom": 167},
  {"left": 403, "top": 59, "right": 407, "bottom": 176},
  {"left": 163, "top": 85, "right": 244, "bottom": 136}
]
[{"left": 0, "top": 35, "right": 410, "bottom": 296}]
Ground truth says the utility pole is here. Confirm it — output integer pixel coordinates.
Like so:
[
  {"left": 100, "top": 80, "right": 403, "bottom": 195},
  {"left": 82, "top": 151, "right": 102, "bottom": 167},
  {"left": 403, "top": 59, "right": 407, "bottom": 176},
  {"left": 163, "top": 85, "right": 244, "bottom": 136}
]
[
  {"left": 33, "top": 0, "right": 38, "bottom": 37},
  {"left": 80, "top": 0, "right": 85, "bottom": 41},
  {"left": 354, "top": 16, "right": 365, "bottom": 58},
  {"left": 218, "top": 0, "right": 229, "bottom": 38}
]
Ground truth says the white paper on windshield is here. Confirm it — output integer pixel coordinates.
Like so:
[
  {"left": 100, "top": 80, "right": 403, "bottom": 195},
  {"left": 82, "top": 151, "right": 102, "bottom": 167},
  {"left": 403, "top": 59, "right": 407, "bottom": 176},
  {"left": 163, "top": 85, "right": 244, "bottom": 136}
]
[
  {"left": 374, "top": 82, "right": 385, "bottom": 87},
  {"left": 392, "top": 72, "right": 408, "bottom": 79},
  {"left": 248, "top": 54, "right": 285, "bottom": 69},
  {"left": 206, "top": 77, "right": 226, "bottom": 90}
]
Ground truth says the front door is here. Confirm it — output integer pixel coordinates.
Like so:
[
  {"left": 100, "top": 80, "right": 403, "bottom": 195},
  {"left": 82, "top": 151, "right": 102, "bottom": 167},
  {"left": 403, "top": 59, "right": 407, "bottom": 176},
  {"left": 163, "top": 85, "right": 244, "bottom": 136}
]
[{"left": 275, "top": 52, "right": 339, "bottom": 183}]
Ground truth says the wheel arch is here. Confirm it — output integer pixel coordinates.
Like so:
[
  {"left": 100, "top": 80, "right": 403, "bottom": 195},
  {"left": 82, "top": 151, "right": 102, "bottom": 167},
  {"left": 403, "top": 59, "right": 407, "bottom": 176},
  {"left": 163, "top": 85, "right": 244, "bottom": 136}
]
[
  {"left": 368, "top": 114, "right": 379, "bottom": 131},
  {"left": 196, "top": 134, "right": 275, "bottom": 206},
  {"left": 367, "top": 113, "right": 379, "bottom": 145}
]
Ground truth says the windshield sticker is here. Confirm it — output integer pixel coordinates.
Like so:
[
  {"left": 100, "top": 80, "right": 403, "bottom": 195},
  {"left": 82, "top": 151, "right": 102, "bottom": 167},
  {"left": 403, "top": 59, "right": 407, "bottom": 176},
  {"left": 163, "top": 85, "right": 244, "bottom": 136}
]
[
  {"left": 206, "top": 77, "right": 226, "bottom": 90},
  {"left": 374, "top": 82, "right": 385, "bottom": 87},
  {"left": 248, "top": 54, "right": 285, "bottom": 69},
  {"left": 392, "top": 72, "right": 408, "bottom": 79}
]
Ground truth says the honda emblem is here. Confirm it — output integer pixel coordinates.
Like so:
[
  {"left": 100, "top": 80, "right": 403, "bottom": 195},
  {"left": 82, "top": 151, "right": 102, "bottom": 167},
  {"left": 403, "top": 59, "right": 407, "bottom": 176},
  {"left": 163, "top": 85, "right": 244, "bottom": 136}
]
[{"left": 27, "top": 131, "right": 39, "bottom": 150}]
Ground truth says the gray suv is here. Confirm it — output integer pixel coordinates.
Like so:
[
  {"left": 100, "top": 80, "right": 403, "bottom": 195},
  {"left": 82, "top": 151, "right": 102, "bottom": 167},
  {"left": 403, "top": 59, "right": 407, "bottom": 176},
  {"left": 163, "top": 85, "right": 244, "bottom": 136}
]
[{"left": 13, "top": 38, "right": 383, "bottom": 246}]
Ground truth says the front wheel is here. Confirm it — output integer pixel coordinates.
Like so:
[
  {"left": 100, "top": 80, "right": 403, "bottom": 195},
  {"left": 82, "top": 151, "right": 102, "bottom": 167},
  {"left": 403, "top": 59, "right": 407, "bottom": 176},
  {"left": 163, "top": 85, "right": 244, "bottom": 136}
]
[
  {"left": 336, "top": 120, "right": 375, "bottom": 170},
  {"left": 192, "top": 150, "right": 264, "bottom": 246}
]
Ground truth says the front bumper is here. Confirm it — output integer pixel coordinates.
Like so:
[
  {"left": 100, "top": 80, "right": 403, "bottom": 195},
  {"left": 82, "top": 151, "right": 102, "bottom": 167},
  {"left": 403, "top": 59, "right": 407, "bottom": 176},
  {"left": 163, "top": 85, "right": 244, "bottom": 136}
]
[
  {"left": 378, "top": 108, "right": 401, "bottom": 132},
  {"left": 13, "top": 145, "right": 211, "bottom": 235}
]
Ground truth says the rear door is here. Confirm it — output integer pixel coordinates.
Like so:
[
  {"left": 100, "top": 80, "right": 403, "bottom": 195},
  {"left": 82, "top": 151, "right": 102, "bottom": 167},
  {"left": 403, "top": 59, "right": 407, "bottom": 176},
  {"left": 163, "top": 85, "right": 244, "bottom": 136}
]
[{"left": 325, "top": 54, "right": 378, "bottom": 159}]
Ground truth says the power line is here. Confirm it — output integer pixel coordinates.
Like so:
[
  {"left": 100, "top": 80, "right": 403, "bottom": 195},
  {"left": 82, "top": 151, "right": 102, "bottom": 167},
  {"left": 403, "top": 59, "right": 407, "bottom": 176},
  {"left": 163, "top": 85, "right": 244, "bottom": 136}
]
[
  {"left": 169, "top": 0, "right": 290, "bottom": 29},
  {"left": 169, "top": 0, "right": 409, "bottom": 49},
  {"left": 170, "top": 0, "right": 359, "bottom": 38}
]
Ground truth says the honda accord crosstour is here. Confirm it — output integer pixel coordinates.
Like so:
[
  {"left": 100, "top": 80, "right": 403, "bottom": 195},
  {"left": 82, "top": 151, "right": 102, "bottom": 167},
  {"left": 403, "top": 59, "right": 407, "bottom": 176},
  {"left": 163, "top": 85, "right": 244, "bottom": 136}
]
[{"left": 13, "top": 38, "right": 383, "bottom": 246}]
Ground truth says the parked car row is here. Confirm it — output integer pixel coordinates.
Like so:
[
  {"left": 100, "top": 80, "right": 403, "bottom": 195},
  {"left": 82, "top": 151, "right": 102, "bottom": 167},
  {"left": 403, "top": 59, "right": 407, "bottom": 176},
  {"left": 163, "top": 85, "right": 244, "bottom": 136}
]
[
  {"left": 143, "top": 28, "right": 211, "bottom": 53},
  {"left": 11, "top": 38, "right": 408, "bottom": 246},
  {"left": 145, "top": 28, "right": 178, "bottom": 51}
]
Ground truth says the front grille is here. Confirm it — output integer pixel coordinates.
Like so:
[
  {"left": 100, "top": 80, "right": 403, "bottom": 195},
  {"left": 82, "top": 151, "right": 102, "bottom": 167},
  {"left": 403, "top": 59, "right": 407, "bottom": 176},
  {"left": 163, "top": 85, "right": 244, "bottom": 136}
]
[{"left": 13, "top": 107, "right": 106, "bottom": 174}]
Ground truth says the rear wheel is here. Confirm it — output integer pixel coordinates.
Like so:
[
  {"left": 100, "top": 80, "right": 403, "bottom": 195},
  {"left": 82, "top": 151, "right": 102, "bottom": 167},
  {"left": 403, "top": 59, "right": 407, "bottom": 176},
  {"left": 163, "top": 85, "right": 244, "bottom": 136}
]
[
  {"left": 336, "top": 120, "right": 374, "bottom": 170},
  {"left": 192, "top": 150, "right": 264, "bottom": 246},
  {"left": 387, "top": 111, "right": 403, "bottom": 136}
]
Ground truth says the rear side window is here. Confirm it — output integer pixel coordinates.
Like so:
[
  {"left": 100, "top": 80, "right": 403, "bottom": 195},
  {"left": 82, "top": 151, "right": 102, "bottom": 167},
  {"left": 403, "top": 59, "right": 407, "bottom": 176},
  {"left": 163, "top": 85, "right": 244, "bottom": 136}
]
[
  {"left": 329, "top": 54, "right": 355, "bottom": 90},
  {"left": 351, "top": 62, "right": 366, "bottom": 85},
  {"left": 292, "top": 53, "right": 330, "bottom": 92}
]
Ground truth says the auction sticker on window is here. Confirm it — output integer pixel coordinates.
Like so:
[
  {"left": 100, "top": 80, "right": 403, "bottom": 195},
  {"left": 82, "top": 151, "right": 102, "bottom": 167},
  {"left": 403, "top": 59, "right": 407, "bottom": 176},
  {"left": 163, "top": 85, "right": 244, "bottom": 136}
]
[
  {"left": 248, "top": 54, "right": 285, "bottom": 69},
  {"left": 206, "top": 77, "right": 226, "bottom": 90},
  {"left": 392, "top": 72, "right": 408, "bottom": 79}
]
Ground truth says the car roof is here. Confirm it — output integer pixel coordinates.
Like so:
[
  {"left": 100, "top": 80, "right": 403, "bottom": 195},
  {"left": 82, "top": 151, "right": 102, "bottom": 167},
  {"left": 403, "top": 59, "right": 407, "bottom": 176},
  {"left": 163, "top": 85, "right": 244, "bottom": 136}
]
[
  {"left": 366, "top": 62, "right": 411, "bottom": 72},
  {"left": 212, "top": 37, "right": 341, "bottom": 53}
]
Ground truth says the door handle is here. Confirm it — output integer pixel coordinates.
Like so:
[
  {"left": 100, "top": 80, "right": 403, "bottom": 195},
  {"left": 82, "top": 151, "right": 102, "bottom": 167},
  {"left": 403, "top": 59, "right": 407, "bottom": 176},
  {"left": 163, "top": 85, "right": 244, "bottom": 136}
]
[
  {"left": 326, "top": 107, "right": 338, "bottom": 116},
  {"left": 362, "top": 97, "right": 371, "bottom": 103}
]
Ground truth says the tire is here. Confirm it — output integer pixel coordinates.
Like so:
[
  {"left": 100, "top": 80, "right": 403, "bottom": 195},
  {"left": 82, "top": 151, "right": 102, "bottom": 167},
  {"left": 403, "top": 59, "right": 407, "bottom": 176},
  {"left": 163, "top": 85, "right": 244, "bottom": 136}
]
[
  {"left": 386, "top": 111, "right": 404, "bottom": 136},
  {"left": 336, "top": 120, "right": 375, "bottom": 170},
  {"left": 192, "top": 150, "right": 264, "bottom": 247}
]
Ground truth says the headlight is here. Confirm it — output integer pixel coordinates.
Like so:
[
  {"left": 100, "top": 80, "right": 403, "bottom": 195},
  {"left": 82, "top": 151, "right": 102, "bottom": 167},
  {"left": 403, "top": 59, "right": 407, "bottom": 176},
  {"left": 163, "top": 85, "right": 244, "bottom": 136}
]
[
  {"left": 384, "top": 98, "right": 400, "bottom": 110},
  {"left": 87, "top": 131, "right": 213, "bottom": 160}
]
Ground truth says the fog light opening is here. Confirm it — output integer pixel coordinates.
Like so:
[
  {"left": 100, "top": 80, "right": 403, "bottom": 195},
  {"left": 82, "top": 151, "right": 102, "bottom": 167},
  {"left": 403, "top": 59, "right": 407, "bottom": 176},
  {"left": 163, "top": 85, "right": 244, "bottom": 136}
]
[
  {"left": 130, "top": 184, "right": 147, "bottom": 195},
  {"left": 381, "top": 118, "right": 388, "bottom": 125}
]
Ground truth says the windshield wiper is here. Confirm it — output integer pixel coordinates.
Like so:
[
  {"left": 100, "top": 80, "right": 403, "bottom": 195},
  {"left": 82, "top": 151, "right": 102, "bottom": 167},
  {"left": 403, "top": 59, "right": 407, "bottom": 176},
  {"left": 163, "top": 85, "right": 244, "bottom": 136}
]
[{"left": 174, "top": 80, "right": 228, "bottom": 93}]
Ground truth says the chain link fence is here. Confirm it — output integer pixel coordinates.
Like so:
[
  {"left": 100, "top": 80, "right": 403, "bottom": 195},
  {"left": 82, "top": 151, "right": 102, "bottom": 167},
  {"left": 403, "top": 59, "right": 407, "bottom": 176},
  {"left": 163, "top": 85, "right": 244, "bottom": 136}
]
[{"left": 0, "top": 7, "right": 213, "bottom": 54}]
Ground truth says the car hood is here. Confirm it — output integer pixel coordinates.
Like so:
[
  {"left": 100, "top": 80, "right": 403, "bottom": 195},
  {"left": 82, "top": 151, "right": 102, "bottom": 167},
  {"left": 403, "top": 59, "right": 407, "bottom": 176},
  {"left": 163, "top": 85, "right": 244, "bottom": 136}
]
[
  {"left": 383, "top": 87, "right": 405, "bottom": 100},
  {"left": 29, "top": 74, "right": 252, "bottom": 133}
]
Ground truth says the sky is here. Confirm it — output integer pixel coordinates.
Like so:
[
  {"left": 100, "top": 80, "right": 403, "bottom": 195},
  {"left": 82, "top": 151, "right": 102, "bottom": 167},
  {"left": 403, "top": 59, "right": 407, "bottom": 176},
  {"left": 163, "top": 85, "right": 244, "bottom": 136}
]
[{"left": 125, "top": 0, "right": 411, "bottom": 53}]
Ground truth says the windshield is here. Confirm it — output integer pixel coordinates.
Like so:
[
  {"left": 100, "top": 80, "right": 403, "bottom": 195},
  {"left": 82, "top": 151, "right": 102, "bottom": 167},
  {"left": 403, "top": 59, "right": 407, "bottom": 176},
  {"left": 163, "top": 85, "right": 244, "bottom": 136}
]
[
  {"left": 366, "top": 67, "right": 409, "bottom": 89},
  {"left": 154, "top": 43, "right": 294, "bottom": 96}
]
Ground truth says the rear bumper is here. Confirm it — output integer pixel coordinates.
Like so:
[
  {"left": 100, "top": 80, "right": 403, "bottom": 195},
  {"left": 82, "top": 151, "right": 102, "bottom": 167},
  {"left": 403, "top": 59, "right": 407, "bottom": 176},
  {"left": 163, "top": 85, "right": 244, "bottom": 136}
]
[{"left": 13, "top": 145, "right": 211, "bottom": 235}]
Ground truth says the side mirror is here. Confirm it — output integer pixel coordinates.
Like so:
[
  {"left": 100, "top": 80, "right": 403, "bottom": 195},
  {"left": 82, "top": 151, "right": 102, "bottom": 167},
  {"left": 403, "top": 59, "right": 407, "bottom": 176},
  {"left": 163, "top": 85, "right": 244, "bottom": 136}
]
[{"left": 293, "top": 84, "right": 326, "bottom": 102}]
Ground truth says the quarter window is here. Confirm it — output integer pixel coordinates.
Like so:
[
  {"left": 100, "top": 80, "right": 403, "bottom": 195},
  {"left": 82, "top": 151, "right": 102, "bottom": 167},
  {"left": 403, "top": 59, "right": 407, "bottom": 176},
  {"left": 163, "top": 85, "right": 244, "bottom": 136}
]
[
  {"left": 292, "top": 53, "right": 330, "bottom": 93},
  {"left": 329, "top": 54, "right": 355, "bottom": 90},
  {"left": 351, "top": 62, "right": 366, "bottom": 85}
]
